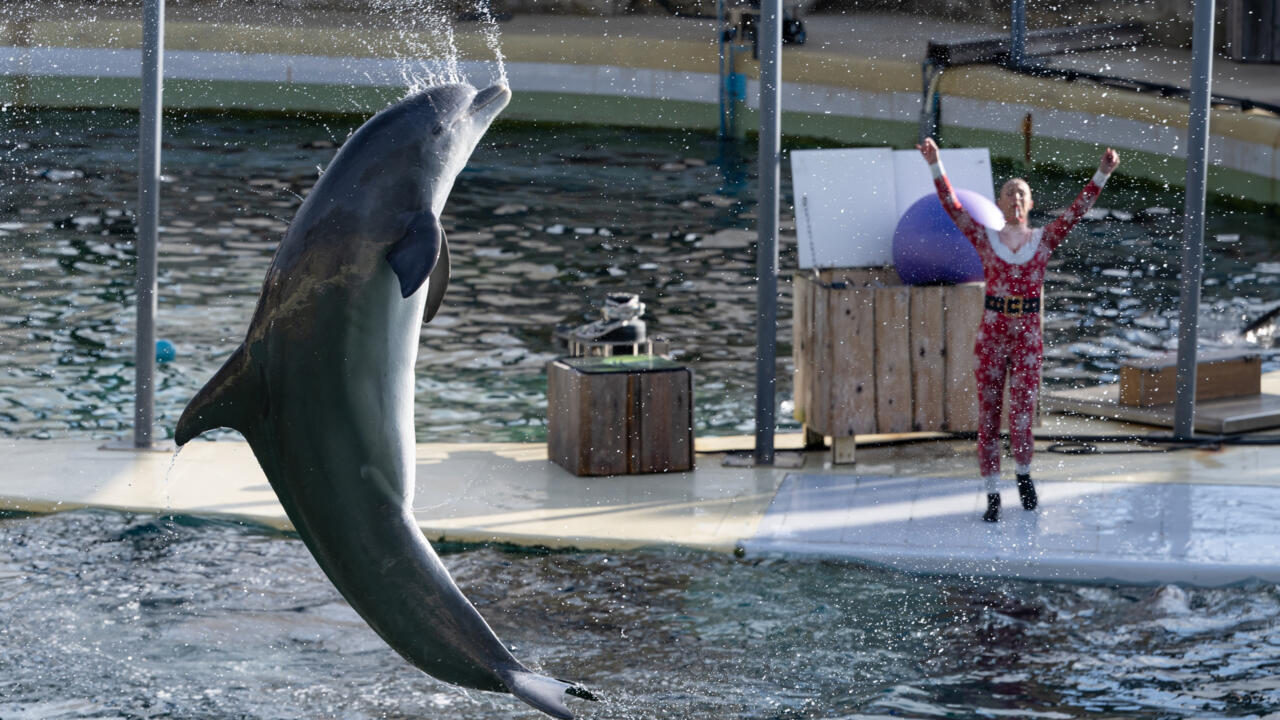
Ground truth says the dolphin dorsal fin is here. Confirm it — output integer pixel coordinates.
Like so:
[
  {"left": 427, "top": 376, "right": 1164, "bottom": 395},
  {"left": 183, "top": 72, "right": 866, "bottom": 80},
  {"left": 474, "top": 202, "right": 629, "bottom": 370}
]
[{"left": 175, "top": 343, "right": 260, "bottom": 445}]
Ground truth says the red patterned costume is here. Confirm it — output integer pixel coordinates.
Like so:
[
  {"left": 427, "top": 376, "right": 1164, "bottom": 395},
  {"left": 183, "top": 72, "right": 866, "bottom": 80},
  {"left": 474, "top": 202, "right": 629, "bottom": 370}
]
[{"left": 929, "top": 160, "right": 1109, "bottom": 491}]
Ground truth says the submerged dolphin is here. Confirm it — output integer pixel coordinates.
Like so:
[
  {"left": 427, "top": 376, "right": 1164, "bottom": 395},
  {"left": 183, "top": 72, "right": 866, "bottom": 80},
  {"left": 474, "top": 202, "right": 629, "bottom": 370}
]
[{"left": 174, "top": 83, "right": 595, "bottom": 719}]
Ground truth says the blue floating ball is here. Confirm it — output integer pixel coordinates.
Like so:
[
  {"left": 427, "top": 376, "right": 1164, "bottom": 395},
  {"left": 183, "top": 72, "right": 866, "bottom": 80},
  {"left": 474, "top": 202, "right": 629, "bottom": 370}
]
[
  {"left": 155, "top": 339, "right": 176, "bottom": 364},
  {"left": 893, "top": 189, "right": 1001, "bottom": 285}
]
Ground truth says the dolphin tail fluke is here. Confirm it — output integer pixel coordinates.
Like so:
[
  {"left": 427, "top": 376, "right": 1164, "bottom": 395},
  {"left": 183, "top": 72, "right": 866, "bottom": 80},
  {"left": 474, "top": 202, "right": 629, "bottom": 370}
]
[
  {"left": 175, "top": 343, "right": 258, "bottom": 445},
  {"left": 500, "top": 667, "right": 598, "bottom": 720}
]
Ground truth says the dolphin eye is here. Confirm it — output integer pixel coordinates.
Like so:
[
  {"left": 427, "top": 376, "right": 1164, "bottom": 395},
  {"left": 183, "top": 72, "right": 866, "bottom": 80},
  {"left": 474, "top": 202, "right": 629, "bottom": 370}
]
[{"left": 432, "top": 123, "right": 444, "bottom": 136}]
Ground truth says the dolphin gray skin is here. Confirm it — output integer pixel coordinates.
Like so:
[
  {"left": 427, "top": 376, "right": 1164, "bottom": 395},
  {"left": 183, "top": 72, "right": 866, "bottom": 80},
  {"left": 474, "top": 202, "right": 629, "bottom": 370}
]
[{"left": 174, "top": 83, "right": 595, "bottom": 719}]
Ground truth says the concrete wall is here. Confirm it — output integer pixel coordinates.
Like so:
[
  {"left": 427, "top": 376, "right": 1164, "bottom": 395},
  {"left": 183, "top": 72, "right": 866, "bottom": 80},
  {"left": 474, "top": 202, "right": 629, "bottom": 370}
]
[
  {"left": 4, "top": 0, "right": 1233, "bottom": 49},
  {"left": 17, "top": 0, "right": 1198, "bottom": 33},
  {"left": 3, "top": 3, "right": 1278, "bottom": 203},
  {"left": 808, "top": 0, "right": 1206, "bottom": 47}
]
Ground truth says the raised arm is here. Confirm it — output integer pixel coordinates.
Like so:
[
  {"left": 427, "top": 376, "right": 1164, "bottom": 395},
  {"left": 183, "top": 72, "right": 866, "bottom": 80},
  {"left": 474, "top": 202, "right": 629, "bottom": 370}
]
[
  {"left": 917, "top": 138, "right": 987, "bottom": 250},
  {"left": 1042, "top": 148, "right": 1120, "bottom": 252}
]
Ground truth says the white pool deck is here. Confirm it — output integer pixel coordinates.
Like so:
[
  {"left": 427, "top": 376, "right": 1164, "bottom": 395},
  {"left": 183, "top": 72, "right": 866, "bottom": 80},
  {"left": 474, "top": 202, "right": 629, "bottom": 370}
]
[{"left": 4, "top": 407, "right": 1280, "bottom": 587}]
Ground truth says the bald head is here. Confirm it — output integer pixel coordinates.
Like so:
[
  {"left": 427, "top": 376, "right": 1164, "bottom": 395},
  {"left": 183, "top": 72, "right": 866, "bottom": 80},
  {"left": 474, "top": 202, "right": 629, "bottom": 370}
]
[{"left": 997, "top": 178, "right": 1033, "bottom": 226}]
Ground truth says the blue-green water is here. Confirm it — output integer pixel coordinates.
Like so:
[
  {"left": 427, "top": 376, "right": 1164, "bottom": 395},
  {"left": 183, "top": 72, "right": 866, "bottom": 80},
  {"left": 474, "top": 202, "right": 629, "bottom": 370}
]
[
  {"left": 2, "top": 108, "right": 1278, "bottom": 443},
  {"left": 1, "top": 509, "right": 1277, "bottom": 719},
  {"left": 3, "top": 108, "right": 1280, "bottom": 719}
]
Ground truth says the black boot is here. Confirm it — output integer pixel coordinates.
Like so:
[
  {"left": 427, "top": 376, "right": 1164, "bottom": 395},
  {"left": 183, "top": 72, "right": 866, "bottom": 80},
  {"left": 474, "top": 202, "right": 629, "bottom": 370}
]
[
  {"left": 983, "top": 493, "right": 1001, "bottom": 522},
  {"left": 1017, "top": 473, "right": 1038, "bottom": 510}
]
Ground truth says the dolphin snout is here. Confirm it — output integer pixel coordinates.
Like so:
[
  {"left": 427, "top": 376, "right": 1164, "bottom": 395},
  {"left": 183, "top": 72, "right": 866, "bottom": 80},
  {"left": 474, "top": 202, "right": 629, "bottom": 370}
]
[{"left": 471, "top": 84, "right": 511, "bottom": 114}]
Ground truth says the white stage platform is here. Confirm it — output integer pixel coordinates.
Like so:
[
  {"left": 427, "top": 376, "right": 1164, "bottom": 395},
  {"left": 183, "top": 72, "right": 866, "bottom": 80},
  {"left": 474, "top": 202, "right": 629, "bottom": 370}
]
[{"left": 744, "top": 473, "right": 1280, "bottom": 586}]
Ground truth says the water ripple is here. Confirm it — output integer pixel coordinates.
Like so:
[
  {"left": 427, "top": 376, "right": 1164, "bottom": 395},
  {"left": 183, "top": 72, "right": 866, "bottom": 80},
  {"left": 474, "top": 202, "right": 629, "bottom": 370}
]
[{"left": 2, "top": 109, "right": 1278, "bottom": 442}]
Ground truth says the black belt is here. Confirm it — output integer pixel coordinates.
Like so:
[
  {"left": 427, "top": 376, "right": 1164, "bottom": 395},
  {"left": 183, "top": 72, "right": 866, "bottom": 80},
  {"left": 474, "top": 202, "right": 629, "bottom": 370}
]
[{"left": 984, "top": 294, "right": 1040, "bottom": 315}]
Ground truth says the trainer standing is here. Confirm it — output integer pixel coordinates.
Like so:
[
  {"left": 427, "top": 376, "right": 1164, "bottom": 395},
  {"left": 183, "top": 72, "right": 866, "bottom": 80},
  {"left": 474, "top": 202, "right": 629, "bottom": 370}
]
[{"left": 917, "top": 138, "right": 1120, "bottom": 522}]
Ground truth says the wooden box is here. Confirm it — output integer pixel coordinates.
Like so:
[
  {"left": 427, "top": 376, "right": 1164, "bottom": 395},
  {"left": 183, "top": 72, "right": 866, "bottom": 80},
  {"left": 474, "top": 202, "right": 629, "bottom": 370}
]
[
  {"left": 793, "top": 268, "right": 1024, "bottom": 443},
  {"left": 1118, "top": 350, "right": 1261, "bottom": 407},
  {"left": 547, "top": 355, "right": 694, "bottom": 476}
]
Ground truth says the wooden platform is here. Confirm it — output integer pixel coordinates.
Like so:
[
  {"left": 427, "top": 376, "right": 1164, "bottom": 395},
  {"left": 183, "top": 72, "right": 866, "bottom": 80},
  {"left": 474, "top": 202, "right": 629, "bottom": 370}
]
[
  {"left": 1118, "top": 349, "right": 1260, "bottom": 407},
  {"left": 8, "top": 418, "right": 1280, "bottom": 584},
  {"left": 1044, "top": 384, "right": 1280, "bottom": 434},
  {"left": 547, "top": 355, "right": 693, "bottom": 476},
  {"left": 792, "top": 269, "right": 987, "bottom": 438}
]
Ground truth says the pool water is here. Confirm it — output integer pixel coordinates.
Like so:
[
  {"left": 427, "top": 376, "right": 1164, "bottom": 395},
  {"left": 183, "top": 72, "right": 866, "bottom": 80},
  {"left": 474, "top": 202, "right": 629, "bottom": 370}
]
[
  {"left": 1, "top": 107, "right": 1278, "bottom": 444},
  {"left": 1, "top": 509, "right": 1277, "bottom": 718}
]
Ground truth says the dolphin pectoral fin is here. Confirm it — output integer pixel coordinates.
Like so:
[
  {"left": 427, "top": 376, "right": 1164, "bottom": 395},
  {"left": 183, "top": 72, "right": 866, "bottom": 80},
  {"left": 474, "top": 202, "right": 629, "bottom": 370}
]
[
  {"left": 175, "top": 343, "right": 258, "bottom": 445},
  {"left": 500, "top": 668, "right": 598, "bottom": 720},
  {"left": 386, "top": 211, "right": 443, "bottom": 299},
  {"left": 423, "top": 237, "right": 450, "bottom": 323}
]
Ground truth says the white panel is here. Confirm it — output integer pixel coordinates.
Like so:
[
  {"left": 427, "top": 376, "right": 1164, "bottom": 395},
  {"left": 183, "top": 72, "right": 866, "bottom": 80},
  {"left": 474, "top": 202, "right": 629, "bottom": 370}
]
[
  {"left": 792, "top": 147, "right": 996, "bottom": 270},
  {"left": 891, "top": 147, "right": 996, "bottom": 217},
  {"left": 792, "top": 148, "right": 897, "bottom": 269}
]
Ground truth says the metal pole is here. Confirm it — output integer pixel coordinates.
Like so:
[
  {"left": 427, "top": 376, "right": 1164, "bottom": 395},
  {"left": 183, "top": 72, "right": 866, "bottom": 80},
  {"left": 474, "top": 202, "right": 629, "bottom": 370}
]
[
  {"left": 918, "top": 60, "right": 941, "bottom": 144},
  {"left": 754, "top": 0, "right": 782, "bottom": 465},
  {"left": 1173, "top": 0, "right": 1216, "bottom": 439},
  {"left": 717, "top": 0, "right": 727, "bottom": 140},
  {"left": 135, "top": 0, "right": 164, "bottom": 448},
  {"left": 1010, "top": 0, "right": 1027, "bottom": 66}
]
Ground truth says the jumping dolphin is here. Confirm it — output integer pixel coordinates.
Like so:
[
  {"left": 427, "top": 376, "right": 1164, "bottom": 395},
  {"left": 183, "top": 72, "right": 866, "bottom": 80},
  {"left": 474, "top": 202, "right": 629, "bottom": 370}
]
[{"left": 174, "top": 83, "right": 595, "bottom": 719}]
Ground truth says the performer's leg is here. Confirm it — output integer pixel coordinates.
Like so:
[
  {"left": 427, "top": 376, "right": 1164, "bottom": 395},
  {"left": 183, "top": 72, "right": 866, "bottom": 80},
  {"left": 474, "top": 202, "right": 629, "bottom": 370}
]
[
  {"left": 975, "top": 351, "right": 1007, "bottom": 480},
  {"left": 1008, "top": 352, "right": 1040, "bottom": 470},
  {"left": 1009, "top": 336, "right": 1043, "bottom": 510},
  {"left": 975, "top": 342, "right": 1007, "bottom": 521}
]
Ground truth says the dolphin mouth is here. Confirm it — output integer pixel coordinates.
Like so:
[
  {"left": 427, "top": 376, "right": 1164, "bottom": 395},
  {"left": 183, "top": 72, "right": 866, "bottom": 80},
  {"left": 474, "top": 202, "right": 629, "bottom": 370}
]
[{"left": 470, "top": 84, "right": 511, "bottom": 115}]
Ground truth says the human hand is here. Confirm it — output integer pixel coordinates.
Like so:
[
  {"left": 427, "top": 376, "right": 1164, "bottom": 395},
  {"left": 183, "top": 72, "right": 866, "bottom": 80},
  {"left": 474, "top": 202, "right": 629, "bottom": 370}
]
[
  {"left": 916, "top": 137, "right": 939, "bottom": 165},
  {"left": 1100, "top": 148, "right": 1120, "bottom": 174}
]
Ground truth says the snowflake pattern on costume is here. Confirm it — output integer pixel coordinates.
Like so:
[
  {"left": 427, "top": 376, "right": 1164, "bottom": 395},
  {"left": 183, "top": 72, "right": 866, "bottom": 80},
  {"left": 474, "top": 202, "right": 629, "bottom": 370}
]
[{"left": 932, "top": 170, "right": 1104, "bottom": 478}]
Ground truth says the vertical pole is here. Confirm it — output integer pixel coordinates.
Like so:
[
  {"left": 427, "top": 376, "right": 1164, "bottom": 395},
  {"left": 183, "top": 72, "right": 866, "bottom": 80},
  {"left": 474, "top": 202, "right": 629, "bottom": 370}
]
[
  {"left": 135, "top": 0, "right": 164, "bottom": 448},
  {"left": 1173, "top": 0, "right": 1216, "bottom": 439},
  {"left": 918, "top": 60, "right": 941, "bottom": 145},
  {"left": 1010, "top": 0, "right": 1027, "bottom": 67},
  {"left": 754, "top": 0, "right": 782, "bottom": 465},
  {"left": 1022, "top": 112, "right": 1033, "bottom": 169},
  {"left": 717, "top": 0, "right": 727, "bottom": 140}
]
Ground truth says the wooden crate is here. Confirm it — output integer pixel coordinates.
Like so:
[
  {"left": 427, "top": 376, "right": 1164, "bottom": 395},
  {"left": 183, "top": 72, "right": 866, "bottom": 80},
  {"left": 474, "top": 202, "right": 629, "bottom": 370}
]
[
  {"left": 793, "top": 268, "right": 1007, "bottom": 441},
  {"left": 547, "top": 355, "right": 693, "bottom": 476},
  {"left": 1118, "top": 350, "right": 1261, "bottom": 407}
]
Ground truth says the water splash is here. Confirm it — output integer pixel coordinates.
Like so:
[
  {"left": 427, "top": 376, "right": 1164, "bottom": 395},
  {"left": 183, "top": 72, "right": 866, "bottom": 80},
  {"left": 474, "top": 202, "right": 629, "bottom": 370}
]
[
  {"left": 363, "top": 0, "right": 507, "bottom": 95},
  {"left": 475, "top": 0, "right": 508, "bottom": 86},
  {"left": 163, "top": 443, "right": 186, "bottom": 510}
]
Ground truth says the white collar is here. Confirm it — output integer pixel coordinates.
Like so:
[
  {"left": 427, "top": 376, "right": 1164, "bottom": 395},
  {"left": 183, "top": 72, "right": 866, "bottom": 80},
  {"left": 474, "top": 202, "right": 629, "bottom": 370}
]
[{"left": 985, "top": 227, "right": 1041, "bottom": 265}]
